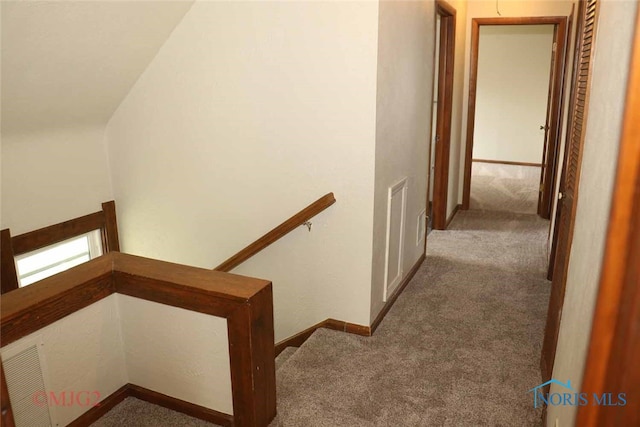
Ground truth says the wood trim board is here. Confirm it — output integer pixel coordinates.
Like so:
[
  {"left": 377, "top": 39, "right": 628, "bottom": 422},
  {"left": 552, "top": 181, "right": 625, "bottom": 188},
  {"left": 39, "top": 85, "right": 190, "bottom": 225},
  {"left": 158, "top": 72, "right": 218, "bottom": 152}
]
[
  {"left": 66, "top": 384, "right": 233, "bottom": 427},
  {"left": 0, "top": 229, "right": 19, "bottom": 294},
  {"left": 539, "top": 18, "right": 570, "bottom": 219},
  {"left": 548, "top": 5, "right": 578, "bottom": 281},
  {"left": 371, "top": 254, "right": 425, "bottom": 334},
  {"left": 129, "top": 384, "right": 234, "bottom": 427},
  {"left": 431, "top": 0, "right": 456, "bottom": 231},
  {"left": 67, "top": 385, "right": 130, "bottom": 427},
  {"left": 275, "top": 318, "right": 371, "bottom": 356},
  {"left": 10, "top": 211, "right": 106, "bottom": 255},
  {"left": 543, "top": 6, "right": 575, "bottom": 220},
  {"left": 472, "top": 159, "right": 543, "bottom": 167},
  {"left": 101, "top": 201, "right": 120, "bottom": 252}
]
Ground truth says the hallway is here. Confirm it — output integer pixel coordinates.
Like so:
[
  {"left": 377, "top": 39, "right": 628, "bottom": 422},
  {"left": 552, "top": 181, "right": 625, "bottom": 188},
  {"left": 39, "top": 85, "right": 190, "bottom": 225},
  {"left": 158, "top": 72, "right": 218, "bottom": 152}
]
[
  {"left": 93, "top": 209, "right": 552, "bottom": 426},
  {"left": 272, "top": 210, "right": 550, "bottom": 426}
]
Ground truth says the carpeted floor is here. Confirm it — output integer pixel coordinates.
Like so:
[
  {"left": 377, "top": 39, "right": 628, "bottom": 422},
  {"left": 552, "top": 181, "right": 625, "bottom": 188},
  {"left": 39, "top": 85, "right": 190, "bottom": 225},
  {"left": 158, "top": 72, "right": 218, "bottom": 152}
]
[
  {"left": 272, "top": 210, "right": 550, "bottom": 426},
  {"left": 94, "top": 210, "right": 551, "bottom": 426},
  {"left": 470, "top": 162, "right": 541, "bottom": 214},
  {"left": 91, "top": 397, "right": 217, "bottom": 426}
]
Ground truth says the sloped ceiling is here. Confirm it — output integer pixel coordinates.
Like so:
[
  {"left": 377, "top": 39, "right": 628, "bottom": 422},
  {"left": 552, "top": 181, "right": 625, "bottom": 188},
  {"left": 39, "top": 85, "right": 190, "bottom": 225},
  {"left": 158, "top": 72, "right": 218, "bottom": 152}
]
[{"left": 1, "top": 0, "right": 194, "bottom": 133}]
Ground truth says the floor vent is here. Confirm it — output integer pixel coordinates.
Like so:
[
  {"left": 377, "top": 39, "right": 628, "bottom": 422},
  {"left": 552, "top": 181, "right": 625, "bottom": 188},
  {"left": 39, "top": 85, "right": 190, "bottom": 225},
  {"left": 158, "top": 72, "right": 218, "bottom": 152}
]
[{"left": 2, "top": 341, "right": 53, "bottom": 427}]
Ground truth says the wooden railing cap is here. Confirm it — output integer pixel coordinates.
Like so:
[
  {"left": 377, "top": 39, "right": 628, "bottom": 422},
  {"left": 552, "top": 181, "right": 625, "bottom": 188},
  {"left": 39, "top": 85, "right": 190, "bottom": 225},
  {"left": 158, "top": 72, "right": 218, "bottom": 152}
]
[
  {"left": 1, "top": 252, "right": 272, "bottom": 347},
  {"left": 112, "top": 252, "right": 270, "bottom": 300}
]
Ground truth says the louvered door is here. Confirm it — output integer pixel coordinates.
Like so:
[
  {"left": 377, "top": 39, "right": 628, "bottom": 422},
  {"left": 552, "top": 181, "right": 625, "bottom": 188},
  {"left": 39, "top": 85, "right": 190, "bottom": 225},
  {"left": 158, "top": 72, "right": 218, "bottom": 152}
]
[{"left": 541, "top": 0, "right": 599, "bottom": 382}]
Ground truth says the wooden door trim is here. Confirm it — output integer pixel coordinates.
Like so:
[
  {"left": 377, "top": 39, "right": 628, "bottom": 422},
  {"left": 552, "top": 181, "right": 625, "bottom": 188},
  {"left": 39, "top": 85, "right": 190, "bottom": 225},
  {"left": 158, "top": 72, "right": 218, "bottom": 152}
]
[
  {"left": 548, "top": 6, "right": 578, "bottom": 281},
  {"left": 577, "top": 7, "right": 640, "bottom": 425},
  {"left": 431, "top": 0, "right": 455, "bottom": 230},
  {"left": 541, "top": 0, "right": 599, "bottom": 384},
  {"left": 541, "top": 8, "right": 575, "bottom": 219},
  {"left": 462, "top": 16, "right": 569, "bottom": 211},
  {"left": 537, "top": 25, "right": 559, "bottom": 216}
]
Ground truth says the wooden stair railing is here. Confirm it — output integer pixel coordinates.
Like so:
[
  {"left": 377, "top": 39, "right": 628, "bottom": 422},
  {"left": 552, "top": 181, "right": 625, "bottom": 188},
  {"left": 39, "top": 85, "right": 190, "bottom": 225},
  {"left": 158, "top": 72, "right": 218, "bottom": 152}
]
[
  {"left": 1, "top": 252, "right": 276, "bottom": 427},
  {"left": 1, "top": 201, "right": 120, "bottom": 295},
  {"left": 214, "top": 193, "right": 336, "bottom": 272}
]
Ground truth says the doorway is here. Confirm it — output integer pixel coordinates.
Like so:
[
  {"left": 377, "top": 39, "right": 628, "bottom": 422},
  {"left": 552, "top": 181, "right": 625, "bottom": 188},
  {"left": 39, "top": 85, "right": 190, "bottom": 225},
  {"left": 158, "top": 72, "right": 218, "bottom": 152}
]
[
  {"left": 462, "top": 17, "right": 569, "bottom": 218},
  {"left": 428, "top": 0, "right": 455, "bottom": 231}
]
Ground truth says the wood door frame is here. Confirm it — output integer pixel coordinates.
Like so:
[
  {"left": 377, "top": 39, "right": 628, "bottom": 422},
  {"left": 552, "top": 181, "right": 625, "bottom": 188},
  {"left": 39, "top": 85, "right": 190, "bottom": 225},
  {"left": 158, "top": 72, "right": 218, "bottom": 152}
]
[
  {"left": 430, "top": 0, "right": 456, "bottom": 230},
  {"left": 577, "top": 7, "right": 640, "bottom": 425},
  {"left": 540, "top": 0, "right": 598, "bottom": 385},
  {"left": 540, "top": 8, "right": 574, "bottom": 219},
  {"left": 536, "top": 27, "right": 559, "bottom": 217},
  {"left": 461, "top": 16, "right": 569, "bottom": 213},
  {"left": 548, "top": 7, "right": 577, "bottom": 281}
]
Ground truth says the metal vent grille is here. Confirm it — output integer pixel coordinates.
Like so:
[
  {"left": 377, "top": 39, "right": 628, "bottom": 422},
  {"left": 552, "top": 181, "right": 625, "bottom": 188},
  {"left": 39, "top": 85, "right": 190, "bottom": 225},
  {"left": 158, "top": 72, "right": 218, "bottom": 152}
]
[{"left": 3, "top": 344, "right": 52, "bottom": 427}]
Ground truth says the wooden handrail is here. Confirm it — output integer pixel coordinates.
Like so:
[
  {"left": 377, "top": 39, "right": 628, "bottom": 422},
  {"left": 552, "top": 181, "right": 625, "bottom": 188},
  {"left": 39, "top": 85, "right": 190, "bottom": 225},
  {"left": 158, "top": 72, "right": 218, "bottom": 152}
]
[
  {"left": 1, "top": 252, "right": 276, "bottom": 427},
  {"left": 214, "top": 192, "right": 336, "bottom": 272}
]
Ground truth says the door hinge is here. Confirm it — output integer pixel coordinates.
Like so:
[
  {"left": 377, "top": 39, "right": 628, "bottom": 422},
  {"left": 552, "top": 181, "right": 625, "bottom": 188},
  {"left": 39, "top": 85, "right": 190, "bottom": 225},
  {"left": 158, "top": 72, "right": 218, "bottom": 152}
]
[
  {"left": 540, "top": 183, "right": 544, "bottom": 192},
  {"left": 552, "top": 42, "right": 557, "bottom": 52}
]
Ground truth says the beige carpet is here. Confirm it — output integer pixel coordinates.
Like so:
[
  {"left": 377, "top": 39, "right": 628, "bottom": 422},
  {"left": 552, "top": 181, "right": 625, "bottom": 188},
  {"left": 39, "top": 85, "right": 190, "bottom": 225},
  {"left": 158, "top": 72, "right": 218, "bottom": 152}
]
[
  {"left": 470, "top": 162, "right": 541, "bottom": 214},
  {"left": 272, "top": 210, "right": 550, "bottom": 426},
  {"left": 94, "top": 210, "right": 550, "bottom": 426},
  {"left": 91, "top": 397, "right": 219, "bottom": 426}
]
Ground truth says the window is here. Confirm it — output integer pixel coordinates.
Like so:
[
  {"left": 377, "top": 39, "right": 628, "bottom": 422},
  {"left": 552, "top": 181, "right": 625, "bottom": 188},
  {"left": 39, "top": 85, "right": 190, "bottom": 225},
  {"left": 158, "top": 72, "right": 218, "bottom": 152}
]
[{"left": 15, "top": 230, "right": 103, "bottom": 287}]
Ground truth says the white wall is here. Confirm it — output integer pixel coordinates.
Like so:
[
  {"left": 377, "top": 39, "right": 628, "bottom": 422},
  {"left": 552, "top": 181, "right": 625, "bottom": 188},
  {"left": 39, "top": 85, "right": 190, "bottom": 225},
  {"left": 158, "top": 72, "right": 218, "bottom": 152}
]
[
  {"left": 1, "top": 126, "right": 113, "bottom": 235},
  {"left": 118, "top": 296, "right": 232, "bottom": 414},
  {"left": 371, "top": 0, "right": 434, "bottom": 320},
  {"left": 0, "top": 296, "right": 128, "bottom": 427},
  {"left": 548, "top": 1, "right": 637, "bottom": 426},
  {"left": 107, "top": 0, "right": 380, "bottom": 341},
  {"left": 459, "top": 0, "right": 575, "bottom": 205},
  {"left": 0, "top": 294, "right": 235, "bottom": 423},
  {"left": 473, "top": 25, "right": 554, "bottom": 164},
  {"left": 0, "top": 1, "right": 194, "bottom": 134}
]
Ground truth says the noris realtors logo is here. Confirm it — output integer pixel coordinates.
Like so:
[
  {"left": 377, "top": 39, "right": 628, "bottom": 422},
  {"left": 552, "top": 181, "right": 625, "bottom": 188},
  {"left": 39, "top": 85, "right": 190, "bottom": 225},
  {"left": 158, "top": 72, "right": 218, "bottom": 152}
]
[{"left": 528, "top": 379, "right": 627, "bottom": 408}]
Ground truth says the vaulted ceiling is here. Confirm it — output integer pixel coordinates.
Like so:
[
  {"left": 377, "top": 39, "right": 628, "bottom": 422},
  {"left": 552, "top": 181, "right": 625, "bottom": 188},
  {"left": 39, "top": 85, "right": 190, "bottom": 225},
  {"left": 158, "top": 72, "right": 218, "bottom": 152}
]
[{"left": 1, "top": 0, "right": 195, "bottom": 134}]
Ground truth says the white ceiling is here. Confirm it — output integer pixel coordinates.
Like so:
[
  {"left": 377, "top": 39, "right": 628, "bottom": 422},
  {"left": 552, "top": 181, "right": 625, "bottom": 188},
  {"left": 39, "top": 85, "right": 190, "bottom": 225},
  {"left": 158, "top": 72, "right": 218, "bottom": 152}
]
[{"left": 1, "top": 0, "right": 195, "bottom": 133}]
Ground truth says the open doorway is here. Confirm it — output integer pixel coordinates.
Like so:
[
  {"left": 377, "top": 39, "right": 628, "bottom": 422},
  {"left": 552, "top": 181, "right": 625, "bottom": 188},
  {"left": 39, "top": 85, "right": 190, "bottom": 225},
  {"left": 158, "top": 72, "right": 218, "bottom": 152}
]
[
  {"left": 427, "top": 0, "right": 455, "bottom": 231},
  {"left": 462, "top": 17, "right": 569, "bottom": 217}
]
